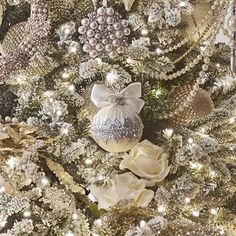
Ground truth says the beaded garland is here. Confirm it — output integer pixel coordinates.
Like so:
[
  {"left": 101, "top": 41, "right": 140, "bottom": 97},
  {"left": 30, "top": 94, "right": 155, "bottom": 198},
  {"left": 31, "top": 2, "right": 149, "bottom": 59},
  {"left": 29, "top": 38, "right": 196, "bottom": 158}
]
[
  {"left": 78, "top": 5, "right": 131, "bottom": 58},
  {"left": 0, "top": 0, "right": 50, "bottom": 80}
]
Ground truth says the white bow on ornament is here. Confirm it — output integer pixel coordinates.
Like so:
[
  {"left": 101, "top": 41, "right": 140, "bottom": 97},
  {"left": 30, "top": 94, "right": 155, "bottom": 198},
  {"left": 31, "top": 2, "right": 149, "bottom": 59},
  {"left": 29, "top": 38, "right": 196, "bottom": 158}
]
[{"left": 91, "top": 82, "right": 145, "bottom": 113}]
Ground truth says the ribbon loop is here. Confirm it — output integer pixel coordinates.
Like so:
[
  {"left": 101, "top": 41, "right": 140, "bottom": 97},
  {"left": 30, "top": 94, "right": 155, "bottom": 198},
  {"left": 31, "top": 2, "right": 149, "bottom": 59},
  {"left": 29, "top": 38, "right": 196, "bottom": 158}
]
[{"left": 91, "top": 82, "right": 145, "bottom": 113}]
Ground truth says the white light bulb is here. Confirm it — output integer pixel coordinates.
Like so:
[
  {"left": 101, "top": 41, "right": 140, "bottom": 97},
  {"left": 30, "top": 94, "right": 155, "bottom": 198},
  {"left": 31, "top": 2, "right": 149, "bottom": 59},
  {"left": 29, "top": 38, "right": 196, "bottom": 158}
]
[
  {"left": 185, "top": 197, "right": 191, "bottom": 203},
  {"left": 0, "top": 186, "right": 5, "bottom": 192},
  {"left": 62, "top": 72, "right": 70, "bottom": 79},
  {"left": 139, "top": 220, "right": 146, "bottom": 228},
  {"left": 158, "top": 205, "right": 166, "bottom": 213},
  {"left": 210, "top": 208, "right": 218, "bottom": 215},
  {"left": 64, "top": 28, "right": 71, "bottom": 35},
  {"left": 56, "top": 110, "right": 63, "bottom": 117},
  {"left": 88, "top": 193, "right": 96, "bottom": 202},
  {"left": 229, "top": 117, "right": 235, "bottom": 124},
  {"left": 192, "top": 210, "right": 200, "bottom": 217},
  {"left": 126, "top": 58, "right": 133, "bottom": 64},
  {"left": 188, "top": 138, "right": 194, "bottom": 144},
  {"left": 69, "top": 46, "right": 77, "bottom": 53},
  {"left": 6, "top": 157, "right": 16, "bottom": 168},
  {"left": 164, "top": 128, "right": 173, "bottom": 138},
  {"left": 0, "top": 220, "right": 7, "bottom": 227},
  {"left": 72, "top": 213, "right": 78, "bottom": 220},
  {"left": 85, "top": 159, "right": 93, "bottom": 165},
  {"left": 95, "top": 219, "right": 102, "bottom": 226},
  {"left": 106, "top": 71, "right": 118, "bottom": 83},
  {"left": 209, "top": 170, "right": 216, "bottom": 177},
  {"left": 219, "top": 229, "right": 225, "bottom": 235},
  {"left": 65, "top": 231, "right": 74, "bottom": 236},
  {"left": 179, "top": 1, "right": 187, "bottom": 7},
  {"left": 41, "top": 178, "right": 49, "bottom": 186},
  {"left": 156, "top": 48, "right": 162, "bottom": 54},
  {"left": 68, "top": 84, "right": 75, "bottom": 92},
  {"left": 141, "top": 28, "right": 149, "bottom": 35},
  {"left": 23, "top": 211, "right": 31, "bottom": 217}
]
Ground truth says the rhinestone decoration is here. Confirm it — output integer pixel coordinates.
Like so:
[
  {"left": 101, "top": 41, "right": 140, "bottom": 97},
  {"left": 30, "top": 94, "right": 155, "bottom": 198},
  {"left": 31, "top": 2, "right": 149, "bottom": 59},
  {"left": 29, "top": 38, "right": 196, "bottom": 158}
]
[
  {"left": 78, "top": 6, "right": 131, "bottom": 58},
  {"left": 91, "top": 116, "right": 143, "bottom": 153}
]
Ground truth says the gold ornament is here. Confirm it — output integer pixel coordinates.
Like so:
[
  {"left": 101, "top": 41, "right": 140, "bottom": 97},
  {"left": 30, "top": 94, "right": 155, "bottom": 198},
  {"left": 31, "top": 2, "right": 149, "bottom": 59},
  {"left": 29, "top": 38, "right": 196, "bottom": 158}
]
[
  {"left": 169, "top": 85, "right": 214, "bottom": 126},
  {"left": 122, "top": 0, "right": 135, "bottom": 11},
  {"left": 2, "top": 22, "right": 28, "bottom": 54}
]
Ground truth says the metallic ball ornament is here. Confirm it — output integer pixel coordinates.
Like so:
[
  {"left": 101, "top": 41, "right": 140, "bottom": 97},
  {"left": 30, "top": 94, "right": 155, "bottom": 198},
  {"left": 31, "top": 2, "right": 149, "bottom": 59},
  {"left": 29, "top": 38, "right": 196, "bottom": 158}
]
[
  {"left": 78, "top": 6, "right": 130, "bottom": 58},
  {"left": 91, "top": 112, "right": 143, "bottom": 153}
]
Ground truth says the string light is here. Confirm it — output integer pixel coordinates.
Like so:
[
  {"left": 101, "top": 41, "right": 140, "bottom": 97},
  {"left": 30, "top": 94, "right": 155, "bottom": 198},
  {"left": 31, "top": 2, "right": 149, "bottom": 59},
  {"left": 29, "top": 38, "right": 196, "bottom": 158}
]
[
  {"left": 229, "top": 117, "right": 235, "bottom": 123},
  {"left": 188, "top": 138, "right": 194, "bottom": 144},
  {"left": 179, "top": 1, "right": 187, "bottom": 7},
  {"left": 88, "top": 193, "right": 96, "bottom": 202},
  {"left": 156, "top": 48, "right": 162, "bottom": 54},
  {"left": 65, "top": 230, "right": 74, "bottom": 236},
  {"left": 85, "top": 159, "right": 93, "bottom": 165},
  {"left": 41, "top": 177, "right": 49, "bottom": 186},
  {"left": 6, "top": 157, "right": 16, "bottom": 168},
  {"left": 62, "top": 72, "right": 70, "bottom": 79},
  {"left": 192, "top": 210, "right": 200, "bottom": 217},
  {"left": 164, "top": 128, "right": 174, "bottom": 138},
  {"left": 0, "top": 186, "right": 5, "bottom": 192},
  {"left": 23, "top": 211, "right": 31, "bottom": 218},
  {"left": 72, "top": 213, "right": 78, "bottom": 220},
  {"left": 185, "top": 197, "right": 191, "bottom": 203},
  {"left": 68, "top": 84, "right": 75, "bottom": 92},
  {"left": 95, "top": 219, "right": 102, "bottom": 226},
  {"left": 139, "top": 220, "right": 146, "bottom": 228},
  {"left": 0, "top": 220, "right": 7, "bottom": 228},
  {"left": 158, "top": 205, "right": 166, "bottom": 213},
  {"left": 210, "top": 208, "right": 218, "bottom": 215},
  {"left": 126, "top": 58, "right": 133, "bottom": 64},
  {"left": 106, "top": 71, "right": 119, "bottom": 83},
  {"left": 209, "top": 170, "right": 216, "bottom": 177},
  {"left": 190, "top": 162, "right": 203, "bottom": 170},
  {"left": 141, "top": 28, "right": 148, "bottom": 35}
]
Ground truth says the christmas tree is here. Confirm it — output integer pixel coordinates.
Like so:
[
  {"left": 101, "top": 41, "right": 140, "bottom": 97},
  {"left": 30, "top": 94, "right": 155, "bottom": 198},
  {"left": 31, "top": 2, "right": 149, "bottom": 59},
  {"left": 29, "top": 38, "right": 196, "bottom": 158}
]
[{"left": 0, "top": 0, "right": 235, "bottom": 235}]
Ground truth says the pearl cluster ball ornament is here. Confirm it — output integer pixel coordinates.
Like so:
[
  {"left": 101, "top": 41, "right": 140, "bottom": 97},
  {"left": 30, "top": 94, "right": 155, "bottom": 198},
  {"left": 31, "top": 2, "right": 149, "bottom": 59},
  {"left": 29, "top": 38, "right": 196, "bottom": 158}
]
[{"left": 78, "top": 6, "right": 131, "bottom": 58}]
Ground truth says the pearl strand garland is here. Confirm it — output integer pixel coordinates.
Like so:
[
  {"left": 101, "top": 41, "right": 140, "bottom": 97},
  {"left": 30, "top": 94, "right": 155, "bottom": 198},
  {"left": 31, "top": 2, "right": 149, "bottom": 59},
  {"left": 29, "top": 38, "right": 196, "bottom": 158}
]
[
  {"left": 0, "top": 0, "right": 49, "bottom": 80},
  {"left": 158, "top": 0, "right": 222, "bottom": 55},
  {"left": 159, "top": 1, "right": 228, "bottom": 120}
]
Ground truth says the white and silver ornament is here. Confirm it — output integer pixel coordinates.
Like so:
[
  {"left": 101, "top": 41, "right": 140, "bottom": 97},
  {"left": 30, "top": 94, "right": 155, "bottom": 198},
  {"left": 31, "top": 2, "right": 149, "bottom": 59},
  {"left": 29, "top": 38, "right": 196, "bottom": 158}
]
[
  {"left": 78, "top": 5, "right": 131, "bottom": 58},
  {"left": 90, "top": 82, "right": 144, "bottom": 153}
]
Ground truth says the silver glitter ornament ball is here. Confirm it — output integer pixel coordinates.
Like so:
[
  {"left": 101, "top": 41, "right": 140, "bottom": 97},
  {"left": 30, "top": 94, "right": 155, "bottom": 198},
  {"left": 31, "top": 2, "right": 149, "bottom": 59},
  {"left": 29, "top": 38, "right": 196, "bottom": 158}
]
[
  {"left": 78, "top": 6, "right": 131, "bottom": 58},
  {"left": 91, "top": 109, "right": 143, "bottom": 153}
]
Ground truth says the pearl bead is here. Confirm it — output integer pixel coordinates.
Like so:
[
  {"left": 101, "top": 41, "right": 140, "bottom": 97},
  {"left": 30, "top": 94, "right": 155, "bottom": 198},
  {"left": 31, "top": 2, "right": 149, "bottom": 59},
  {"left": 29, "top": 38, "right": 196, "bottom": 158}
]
[
  {"left": 106, "top": 7, "right": 114, "bottom": 16},
  {"left": 89, "top": 38, "right": 97, "bottom": 46},
  {"left": 78, "top": 26, "right": 86, "bottom": 34},
  {"left": 116, "top": 31, "right": 123, "bottom": 38},
  {"left": 109, "top": 34, "right": 116, "bottom": 40},
  {"left": 107, "top": 17, "right": 114, "bottom": 24},
  {"left": 87, "top": 29, "right": 94, "bottom": 37},
  {"left": 90, "top": 50, "right": 98, "bottom": 58},
  {"left": 96, "top": 44, "right": 104, "bottom": 52},
  {"left": 81, "top": 18, "right": 90, "bottom": 26},
  {"left": 204, "top": 58, "right": 210, "bottom": 64},
  {"left": 102, "top": 38, "right": 108, "bottom": 44},
  {"left": 112, "top": 39, "right": 120, "bottom": 47},
  {"left": 114, "top": 22, "right": 121, "bottom": 30},
  {"left": 98, "top": 25, "right": 104, "bottom": 31},
  {"left": 121, "top": 20, "right": 128, "bottom": 27},
  {"left": 90, "top": 21, "right": 98, "bottom": 29},
  {"left": 123, "top": 28, "right": 131, "bottom": 36},
  {"left": 202, "top": 64, "right": 208, "bottom": 71},
  {"left": 109, "top": 51, "right": 116, "bottom": 58},
  {"left": 197, "top": 55, "right": 203, "bottom": 60},
  {"left": 108, "top": 25, "right": 113, "bottom": 31},
  {"left": 97, "top": 7, "right": 106, "bottom": 15},
  {"left": 227, "top": 15, "right": 236, "bottom": 31},
  {"left": 83, "top": 44, "right": 90, "bottom": 52},
  {"left": 97, "top": 16, "right": 106, "bottom": 24},
  {"left": 95, "top": 33, "right": 101, "bottom": 39},
  {"left": 105, "top": 44, "right": 113, "bottom": 52},
  {"left": 116, "top": 46, "right": 124, "bottom": 54}
]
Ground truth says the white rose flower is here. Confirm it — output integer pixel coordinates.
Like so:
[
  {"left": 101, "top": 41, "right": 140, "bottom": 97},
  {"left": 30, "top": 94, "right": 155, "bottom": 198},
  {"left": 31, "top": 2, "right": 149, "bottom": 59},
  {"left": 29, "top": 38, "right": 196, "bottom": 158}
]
[
  {"left": 89, "top": 172, "right": 154, "bottom": 210},
  {"left": 120, "top": 140, "right": 170, "bottom": 185}
]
